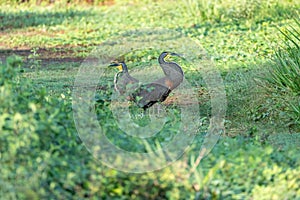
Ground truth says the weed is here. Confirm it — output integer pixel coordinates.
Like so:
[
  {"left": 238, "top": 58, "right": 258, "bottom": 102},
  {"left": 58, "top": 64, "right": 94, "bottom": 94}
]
[
  {"left": 266, "top": 18, "right": 300, "bottom": 94},
  {"left": 28, "top": 47, "right": 41, "bottom": 69}
]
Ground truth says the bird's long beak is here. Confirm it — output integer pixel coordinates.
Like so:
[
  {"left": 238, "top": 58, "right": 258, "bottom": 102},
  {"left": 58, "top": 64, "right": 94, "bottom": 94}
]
[
  {"left": 170, "top": 52, "right": 184, "bottom": 58},
  {"left": 109, "top": 63, "right": 123, "bottom": 71}
]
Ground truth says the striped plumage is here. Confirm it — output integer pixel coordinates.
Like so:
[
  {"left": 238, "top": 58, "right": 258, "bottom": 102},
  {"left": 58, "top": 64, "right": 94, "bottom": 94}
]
[{"left": 110, "top": 62, "right": 139, "bottom": 99}]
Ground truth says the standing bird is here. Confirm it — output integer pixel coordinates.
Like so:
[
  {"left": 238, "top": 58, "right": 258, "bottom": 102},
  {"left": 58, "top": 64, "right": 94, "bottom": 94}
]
[
  {"left": 109, "top": 52, "right": 184, "bottom": 110},
  {"left": 109, "top": 62, "right": 139, "bottom": 100},
  {"left": 131, "top": 52, "right": 184, "bottom": 110}
]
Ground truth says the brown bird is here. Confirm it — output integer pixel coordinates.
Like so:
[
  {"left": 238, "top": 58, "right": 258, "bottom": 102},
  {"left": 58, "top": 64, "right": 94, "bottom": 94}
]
[{"left": 109, "top": 52, "right": 184, "bottom": 110}]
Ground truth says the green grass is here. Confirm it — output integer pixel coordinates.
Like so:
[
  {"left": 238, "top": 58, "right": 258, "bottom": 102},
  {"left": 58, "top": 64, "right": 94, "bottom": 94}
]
[{"left": 1, "top": 0, "right": 300, "bottom": 199}]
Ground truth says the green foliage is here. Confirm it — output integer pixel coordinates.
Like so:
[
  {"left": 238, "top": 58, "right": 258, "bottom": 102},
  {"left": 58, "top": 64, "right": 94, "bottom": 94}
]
[
  {"left": 251, "top": 166, "right": 300, "bottom": 199},
  {"left": 0, "top": 0, "right": 107, "bottom": 5},
  {"left": 189, "top": 135, "right": 300, "bottom": 199},
  {"left": 290, "top": 100, "right": 300, "bottom": 126},
  {"left": 182, "top": 0, "right": 298, "bottom": 24},
  {"left": 261, "top": 17, "right": 300, "bottom": 128},
  {"left": 1, "top": 56, "right": 299, "bottom": 199},
  {"left": 28, "top": 47, "right": 41, "bottom": 68},
  {"left": 267, "top": 18, "right": 300, "bottom": 94},
  {"left": 0, "top": 0, "right": 298, "bottom": 50},
  {"left": 1, "top": 0, "right": 300, "bottom": 199}
]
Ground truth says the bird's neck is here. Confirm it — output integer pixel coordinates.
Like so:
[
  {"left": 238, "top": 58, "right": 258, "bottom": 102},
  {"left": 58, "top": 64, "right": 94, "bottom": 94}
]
[
  {"left": 162, "top": 62, "right": 183, "bottom": 77},
  {"left": 121, "top": 64, "right": 128, "bottom": 73},
  {"left": 159, "top": 56, "right": 182, "bottom": 74},
  {"left": 122, "top": 68, "right": 128, "bottom": 73},
  {"left": 158, "top": 55, "right": 166, "bottom": 65}
]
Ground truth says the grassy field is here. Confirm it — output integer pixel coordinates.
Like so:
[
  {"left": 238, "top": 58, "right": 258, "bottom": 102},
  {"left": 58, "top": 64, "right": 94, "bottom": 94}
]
[{"left": 1, "top": 0, "right": 300, "bottom": 199}]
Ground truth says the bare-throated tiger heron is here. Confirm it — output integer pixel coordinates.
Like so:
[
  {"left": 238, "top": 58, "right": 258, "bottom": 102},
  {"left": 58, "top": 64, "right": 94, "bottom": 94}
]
[
  {"left": 109, "top": 52, "right": 184, "bottom": 110},
  {"left": 132, "top": 52, "right": 184, "bottom": 109},
  {"left": 109, "top": 62, "right": 139, "bottom": 100}
]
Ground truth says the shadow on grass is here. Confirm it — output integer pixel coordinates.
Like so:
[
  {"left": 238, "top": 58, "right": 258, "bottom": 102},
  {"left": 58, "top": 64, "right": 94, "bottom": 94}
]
[{"left": 0, "top": 9, "right": 95, "bottom": 31}]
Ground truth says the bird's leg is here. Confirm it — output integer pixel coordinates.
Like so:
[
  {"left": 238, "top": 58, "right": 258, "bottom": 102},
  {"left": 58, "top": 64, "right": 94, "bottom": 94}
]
[
  {"left": 142, "top": 108, "right": 148, "bottom": 117},
  {"left": 150, "top": 105, "right": 158, "bottom": 116},
  {"left": 133, "top": 107, "right": 147, "bottom": 119},
  {"left": 157, "top": 104, "right": 163, "bottom": 115}
]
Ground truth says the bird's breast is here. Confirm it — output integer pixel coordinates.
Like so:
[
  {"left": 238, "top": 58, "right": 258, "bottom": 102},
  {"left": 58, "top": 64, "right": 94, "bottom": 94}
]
[{"left": 164, "top": 79, "right": 174, "bottom": 89}]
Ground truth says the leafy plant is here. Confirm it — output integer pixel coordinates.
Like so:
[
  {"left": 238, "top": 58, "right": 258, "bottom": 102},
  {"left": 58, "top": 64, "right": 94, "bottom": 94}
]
[
  {"left": 266, "top": 18, "right": 300, "bottom": 94},
  {"left": 28, "top": 47, "right": 42, "bottom": 69},
  {"left": 290, "top": 100, "right": 300, "bottom": 126}
]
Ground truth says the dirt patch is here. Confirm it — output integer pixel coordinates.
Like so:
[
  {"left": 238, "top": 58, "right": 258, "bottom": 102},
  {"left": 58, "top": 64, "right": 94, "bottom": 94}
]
[{"left": 0, "top": 47, "right": 86, "bottom": 66}]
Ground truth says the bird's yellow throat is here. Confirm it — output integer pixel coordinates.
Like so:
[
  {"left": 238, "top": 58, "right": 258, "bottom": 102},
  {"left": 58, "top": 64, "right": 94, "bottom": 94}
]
[{"left": 117, "top": 64, "right": 123, "bottom": 71}]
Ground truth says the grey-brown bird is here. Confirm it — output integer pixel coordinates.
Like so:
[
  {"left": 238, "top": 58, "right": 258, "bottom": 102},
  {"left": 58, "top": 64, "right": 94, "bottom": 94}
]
[
  {"left": 131, "top": 52, "right": 184, "bottom": 109},
  {"left": 109, "top": 52, "right": 184, "bottom": 110},
  {"left": 109, "top": 62, "right": 139, "bottom": 100}
]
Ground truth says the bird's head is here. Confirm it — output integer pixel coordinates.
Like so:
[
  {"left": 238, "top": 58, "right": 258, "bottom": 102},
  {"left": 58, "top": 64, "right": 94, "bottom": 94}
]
[
  {"left": 158, "top": 52, "right": 184, "bottom": 78},
  {"left": 108, "top": 62, "right": 128, "bottom": 72},
  {"left": 161, "top": 52, "right": 183, "bottom": 61}
]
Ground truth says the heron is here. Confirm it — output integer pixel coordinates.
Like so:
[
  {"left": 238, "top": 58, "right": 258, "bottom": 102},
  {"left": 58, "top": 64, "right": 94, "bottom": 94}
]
[
  {"left": 109, "top": 51, "right": 184, "bottom": 110},
  {"left": 131, "top": 52, "right": 184, "bottom": 109},
  {"left": 109, "top": 62, "right": 139, "bottom": 100}
]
